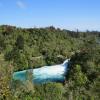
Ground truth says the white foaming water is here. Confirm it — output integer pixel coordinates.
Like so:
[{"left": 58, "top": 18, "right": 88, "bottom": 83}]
[{"left": 13, "top": 59, "right": 69, "bottom": 84}]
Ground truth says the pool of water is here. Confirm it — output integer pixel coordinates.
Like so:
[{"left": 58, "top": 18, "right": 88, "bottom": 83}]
[{"left": 13, "top": 59, "right": 69, "bottom": 84}]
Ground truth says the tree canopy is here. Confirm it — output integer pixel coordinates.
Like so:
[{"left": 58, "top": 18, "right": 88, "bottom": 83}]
[{"left": 0, "top": 25, "right": 100, "bottom": 100}]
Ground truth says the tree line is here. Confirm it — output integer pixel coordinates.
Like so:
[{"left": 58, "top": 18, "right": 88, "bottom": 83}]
[{"left": 0, "top": 25, "right": 100, "bottom": 100}]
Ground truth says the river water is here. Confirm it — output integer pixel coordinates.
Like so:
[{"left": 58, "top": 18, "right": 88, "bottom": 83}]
[{"left": 13, "top": 59, "right": 69, "bottom": 84}]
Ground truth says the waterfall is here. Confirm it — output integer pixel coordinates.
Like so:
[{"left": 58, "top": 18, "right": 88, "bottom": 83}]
[{"left": 13, "top": 59, "right": 69, "bottom": 84}]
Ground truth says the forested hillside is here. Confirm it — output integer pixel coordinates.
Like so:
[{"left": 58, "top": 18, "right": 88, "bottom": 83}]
[{"left": 0, "top": 25, "right": 100, "bottom": 100}]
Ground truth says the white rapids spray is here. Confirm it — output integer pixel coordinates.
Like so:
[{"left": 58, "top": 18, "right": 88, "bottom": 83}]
[{"left": 13, "top": 59, "right": 69, "bottom": 84}]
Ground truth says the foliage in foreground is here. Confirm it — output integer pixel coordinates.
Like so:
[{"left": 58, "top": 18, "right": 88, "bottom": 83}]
[{"left": 0, "top": 25, "right": 100, "bottom": 100}]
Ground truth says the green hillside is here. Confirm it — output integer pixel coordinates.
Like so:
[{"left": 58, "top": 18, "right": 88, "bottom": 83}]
[{"left": 0, "top": 25, "right": 100, "bottom": 100}]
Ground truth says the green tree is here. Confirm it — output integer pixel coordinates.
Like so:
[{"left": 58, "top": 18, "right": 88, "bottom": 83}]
[{"left": 15, "top": 35, "right": 24, "bottom": 50}]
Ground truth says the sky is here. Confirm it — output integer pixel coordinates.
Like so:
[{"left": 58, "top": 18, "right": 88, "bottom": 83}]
[{"left": 0, "top": 0, "right": 100, "bottom": 31}]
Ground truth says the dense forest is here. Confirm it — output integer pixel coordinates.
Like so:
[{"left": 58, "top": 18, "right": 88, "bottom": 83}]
[{"left": 0, "top": 25, "right": 100, "bottom": 100}]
